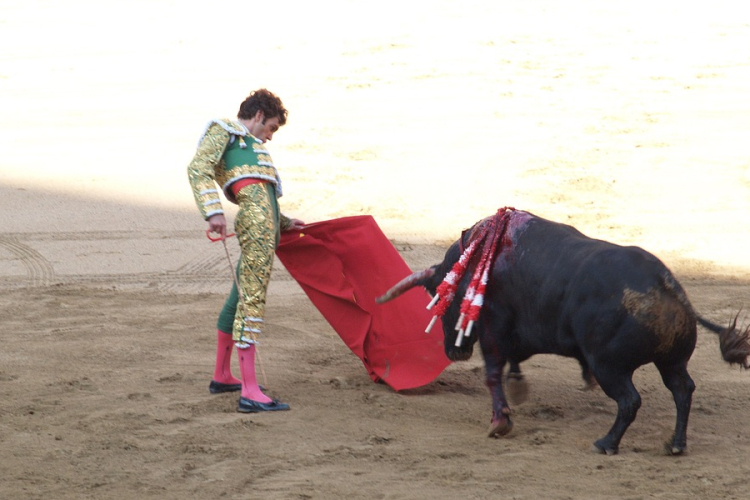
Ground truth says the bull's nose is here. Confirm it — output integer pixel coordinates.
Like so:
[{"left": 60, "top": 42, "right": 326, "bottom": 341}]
[{"left": 448, "top": 350, "right": 473, "bottom": 362}]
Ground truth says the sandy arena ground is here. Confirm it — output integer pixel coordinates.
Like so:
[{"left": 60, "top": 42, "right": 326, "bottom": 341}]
[{"left": 2, "top": 1, "right": 750, "bottom": 499}]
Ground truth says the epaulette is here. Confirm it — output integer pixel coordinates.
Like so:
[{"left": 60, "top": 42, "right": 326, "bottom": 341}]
[{"left": 196, "top": 118, "right": 250, "bottom": 146}]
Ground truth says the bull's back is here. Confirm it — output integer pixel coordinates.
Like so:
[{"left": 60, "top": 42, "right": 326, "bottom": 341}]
[{"left": 498, "top": 216, "right": 697, "bottom": 360}]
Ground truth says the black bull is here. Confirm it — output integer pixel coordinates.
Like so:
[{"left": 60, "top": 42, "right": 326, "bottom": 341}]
[{"left": 377, "top": 210, "right": 750, "bottom": 455}]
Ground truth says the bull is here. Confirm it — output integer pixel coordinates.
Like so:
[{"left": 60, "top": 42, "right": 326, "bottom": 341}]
[{"left": 377, "top": 209, "right": 750, "bottom": 455}]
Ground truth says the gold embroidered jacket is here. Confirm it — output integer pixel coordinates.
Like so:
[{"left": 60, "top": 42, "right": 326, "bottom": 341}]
[{"left": 187, "top": 118, "right": 292, "bottom": 228}]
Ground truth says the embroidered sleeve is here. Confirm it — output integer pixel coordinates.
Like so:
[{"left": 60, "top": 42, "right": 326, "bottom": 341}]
[{"left": 187, "top": 123, "right": 230, "bottom": 220}]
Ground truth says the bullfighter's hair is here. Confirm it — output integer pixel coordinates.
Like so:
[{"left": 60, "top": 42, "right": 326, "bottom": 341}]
[{"left": 237, "top": 89, "right": 288, "bottom": 125}]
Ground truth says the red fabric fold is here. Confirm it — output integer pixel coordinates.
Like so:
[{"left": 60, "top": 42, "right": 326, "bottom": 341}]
[{"left": 276, "top": 215, "right": 450, "bottom": 391}]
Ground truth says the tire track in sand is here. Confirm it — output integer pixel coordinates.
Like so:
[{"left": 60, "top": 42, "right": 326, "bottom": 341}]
[{"left": 0, "top": 237, "right": 55, "bottom": 287}]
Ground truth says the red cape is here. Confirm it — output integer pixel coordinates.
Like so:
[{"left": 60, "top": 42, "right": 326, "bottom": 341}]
[{"left": 276, "top": 215, "right": 450, "bottom": 391}]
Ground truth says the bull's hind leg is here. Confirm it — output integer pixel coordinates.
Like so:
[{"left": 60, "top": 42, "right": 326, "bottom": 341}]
[
  {"left": 655, "top": 362, "right": 695, "bottom": 455},
  {"left": 505, "top": 360, "right": 529, "bottom": 405},
  {"left": 592, "top": 370, "right": 642, "bottom": 455}
]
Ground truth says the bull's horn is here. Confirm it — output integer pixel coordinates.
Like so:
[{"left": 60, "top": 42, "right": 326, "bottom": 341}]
[{"left": 376, "top": 268, "right": 436, "bottom": 304}]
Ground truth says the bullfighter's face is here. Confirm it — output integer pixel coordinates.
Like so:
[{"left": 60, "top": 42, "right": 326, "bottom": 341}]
[{"left": 247, "top": 110, "right": 281, "bottom": 143}]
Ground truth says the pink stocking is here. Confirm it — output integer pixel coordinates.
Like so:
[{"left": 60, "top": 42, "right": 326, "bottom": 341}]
[
  {"left": 237, "top": 345, "right": 271, "bottom": 403},
  {"left": 212, "top": 330, "right": 242, "bottom": 385}
]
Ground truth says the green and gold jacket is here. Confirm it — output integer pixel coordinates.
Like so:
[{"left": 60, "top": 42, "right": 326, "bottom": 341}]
[{"left": 187, "top": 118, "right": 290, "bottom": 227}]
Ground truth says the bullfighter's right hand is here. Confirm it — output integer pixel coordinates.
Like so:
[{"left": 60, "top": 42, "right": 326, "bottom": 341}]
[{"left": 207, "top": 213, "right": 227, "bottom": 239}]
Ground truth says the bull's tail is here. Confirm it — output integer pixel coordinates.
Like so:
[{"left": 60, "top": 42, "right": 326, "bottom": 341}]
[
  {"left": 697, "top": 315, "right": 724, "bottom": 334},
  {"left": 697, "top": 313, "right": 750, "bottom": 369}
]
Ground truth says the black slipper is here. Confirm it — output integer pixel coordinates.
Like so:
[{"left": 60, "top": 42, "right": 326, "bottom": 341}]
[
  {"left": 209, "top": 381, "right": 266, "bottom": 394},
  {"left": 237, "top": 397, "right": 290, "bottom": 413},
  {"left": 209, "top": 380, "right": 242, "bottom": 394}
]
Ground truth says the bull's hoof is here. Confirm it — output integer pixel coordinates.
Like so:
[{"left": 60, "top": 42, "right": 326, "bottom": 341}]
[
  {"left": 578, "top": 370, "right": 599, "bottom": 392},
  {"left": 505, "top": 375, "right": 529, "bottom": 405},
  {"left": 578, "top": 379, "right": 599, "bottom": 392},
  {"left": 664, "top": 440, "right": 686, "bottom": 456},
  {"left": 663, "top": 432, "right": 687, "bottom": 456},
  {"left": 594, "top": 438, "right": 618, "bottom": 455},
  {"left": 487, "top": 417, "right": 513, "bottom": 438}
]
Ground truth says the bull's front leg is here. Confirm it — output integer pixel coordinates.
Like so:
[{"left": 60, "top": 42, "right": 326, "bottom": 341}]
[{"left": 485, "top": 354, "right": 513, "bottom": 437}]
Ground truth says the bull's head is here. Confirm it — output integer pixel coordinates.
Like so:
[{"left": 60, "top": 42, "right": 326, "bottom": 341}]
[{"left": 376, "top": 243, "right": 478, "bottom": 362}]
